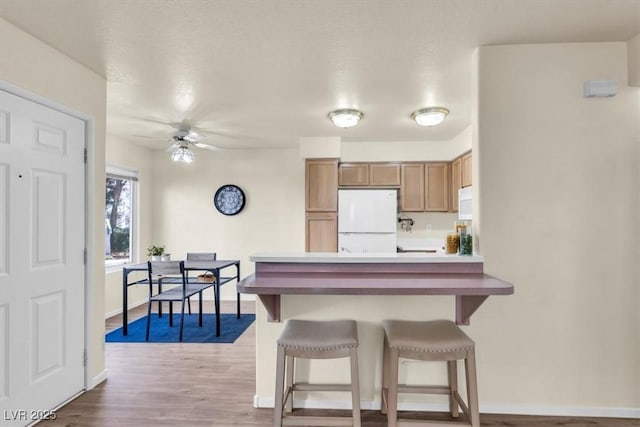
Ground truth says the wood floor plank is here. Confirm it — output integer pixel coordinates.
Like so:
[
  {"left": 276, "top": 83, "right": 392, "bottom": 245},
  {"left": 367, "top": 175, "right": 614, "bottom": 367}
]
[{"left": 39, "top": 301, "right": 639, "bottom": 426}]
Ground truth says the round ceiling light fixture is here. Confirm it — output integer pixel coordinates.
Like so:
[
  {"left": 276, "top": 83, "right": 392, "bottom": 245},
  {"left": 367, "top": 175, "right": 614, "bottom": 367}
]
[
  {"left": 327, "top": 109, "right": 364, "bottom": 128},
  {"left": 171, "top": 143, "right": 195, "bottom": 163},
  {"left": 410, "top": 107, "right": 450, "bottom": 127}
]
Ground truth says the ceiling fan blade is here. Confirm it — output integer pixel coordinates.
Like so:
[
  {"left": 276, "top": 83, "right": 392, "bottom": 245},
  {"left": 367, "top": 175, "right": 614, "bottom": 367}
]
[
  {"left": 194, "top": 142, "right": 224, "bottom": 152},
  {"left": 165, "top": 143, "right": 179, "bottom": 152}
]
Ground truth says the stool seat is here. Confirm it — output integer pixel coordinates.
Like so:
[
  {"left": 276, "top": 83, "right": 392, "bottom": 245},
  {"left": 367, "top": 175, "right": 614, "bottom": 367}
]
[
  {"left": 383, "top": 319, "right": 473, "bottom": 354},
  {"left": 278, "top": 319, "right": 358, "bottom": 351}
]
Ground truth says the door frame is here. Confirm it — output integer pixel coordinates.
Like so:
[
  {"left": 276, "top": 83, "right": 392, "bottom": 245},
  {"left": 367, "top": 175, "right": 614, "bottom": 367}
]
[{"left": 0, "top": 80, "right": 97, "bottom": 391}]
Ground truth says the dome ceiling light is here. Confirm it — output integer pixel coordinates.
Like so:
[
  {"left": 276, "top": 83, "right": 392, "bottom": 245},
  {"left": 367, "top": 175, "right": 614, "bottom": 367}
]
[
  {"left": 171, "top": 142, "right": 195, "bottom": 163},
  {"left": 327, "top": 109, "right": 364, "bottom": 128},
  {"left": 410, "top": 107, "right": 450, "bottom": 127}
]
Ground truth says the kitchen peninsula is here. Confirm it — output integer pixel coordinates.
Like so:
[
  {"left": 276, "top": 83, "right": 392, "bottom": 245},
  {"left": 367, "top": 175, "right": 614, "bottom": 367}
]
[
  {"left": 238, "top": 253, "right": 513, "bottom": 325},
  {"left": 238, "top": 252, "right": 514, "bottom": 409}
]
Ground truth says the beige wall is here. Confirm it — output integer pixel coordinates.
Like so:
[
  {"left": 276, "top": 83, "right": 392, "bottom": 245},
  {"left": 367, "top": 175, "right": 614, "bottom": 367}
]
[
  {"left": 104, "top": 135, "right": 154, "bottom": 316},
  {"left": 476, "top": 42, "right": 639, "bottom": 412},
  {"left": 628, "top": 33, "right": 640, "bottom": 87},
  {"left": 151, "top": 147, "right": 305, "bottom": 299},
  {"left": 0, "top": 19, "right": 107, "bottom": 386}
]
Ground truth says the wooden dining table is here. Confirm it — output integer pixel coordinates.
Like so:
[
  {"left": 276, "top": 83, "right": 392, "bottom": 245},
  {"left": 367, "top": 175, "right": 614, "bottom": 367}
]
[{"left": 121, "top": 259, "right": 241, "bottom": 336}]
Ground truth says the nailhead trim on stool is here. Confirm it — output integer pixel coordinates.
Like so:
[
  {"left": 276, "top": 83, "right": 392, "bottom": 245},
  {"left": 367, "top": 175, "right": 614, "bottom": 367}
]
[
  {"left": 274, "top": 319, "right": 361, "bottom": 427},
  {"left": 381, "top": 319, "right": 480, "bottom": 427}
]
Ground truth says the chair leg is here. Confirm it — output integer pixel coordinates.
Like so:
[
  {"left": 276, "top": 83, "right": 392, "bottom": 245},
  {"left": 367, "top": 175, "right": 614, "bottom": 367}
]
[
  {"left": 169, "top": 302, "right": 174, "bottom": 327},
  {"left": 465, "top": 349, "right": 480, "bottom": 427},
  {"left": 381, "top": 336, "right": 389, "bottom": 414},
  {"left": 187, "top": 296, "right": 192, "bottom": 314},
  {"left": 237, "top": 292, "right": 241, "bottom": 318},
  {"left": 145, "top": 301, "right": 152, "bottom": 341},
  {"left": 274, "top": 346, "right": 286, "bottom": 427},
  {"left": 198, "top": 291, "right": 203, "bottom": 327},
  {"left": 284, "top": 356, "right": 294, "bottom": 413},
  {"left": 448, "top": 360, "right": 459, "bottom": 418},
  {"left": 179, "top": 299, "right": 186, "bottom": 341},
  {"left": 387, "top": 348, "right": 399, "bottom": 427},
  {"left": 350, "top": 347, "right": 361, "bottom": 427}
]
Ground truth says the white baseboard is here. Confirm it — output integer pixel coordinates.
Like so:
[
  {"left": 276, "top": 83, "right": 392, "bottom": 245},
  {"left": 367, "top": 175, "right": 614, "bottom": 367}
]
[
  {"left": 253, "top": 395, "right": 640, "bottom": 419},
  {"left": 87, "top": 369, "right": 108, "bottom": 390}
]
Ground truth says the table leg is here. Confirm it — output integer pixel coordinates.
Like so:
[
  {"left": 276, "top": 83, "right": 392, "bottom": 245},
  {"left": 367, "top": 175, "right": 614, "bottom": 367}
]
[
  {"left": 236, "top": 263, "right": 241, "bottom": 319},
  {"left": 122, "top": 269, "right": 129, "bottom": 336},
  {"left": 215, "top": 283, "right": 221, "bottom": 336}
]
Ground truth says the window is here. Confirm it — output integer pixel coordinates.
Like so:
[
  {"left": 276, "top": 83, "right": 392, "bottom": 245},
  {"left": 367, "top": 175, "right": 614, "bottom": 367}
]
[{"left": 105, "top": 165, "right": 138, "bottom": 268}]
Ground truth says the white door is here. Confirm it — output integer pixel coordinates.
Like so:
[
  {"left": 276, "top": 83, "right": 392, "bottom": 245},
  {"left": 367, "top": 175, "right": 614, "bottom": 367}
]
[{"left": 0, "top": 90, "right": 85, "bottom": 426}]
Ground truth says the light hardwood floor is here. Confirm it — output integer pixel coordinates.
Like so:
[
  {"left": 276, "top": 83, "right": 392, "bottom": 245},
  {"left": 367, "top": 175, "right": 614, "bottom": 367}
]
[{"left": 40, "top": 301, "right": 638, "bottom": 427}]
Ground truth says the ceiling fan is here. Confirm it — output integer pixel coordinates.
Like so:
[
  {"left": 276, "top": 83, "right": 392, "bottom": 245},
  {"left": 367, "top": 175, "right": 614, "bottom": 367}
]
[{"left": 166, "top": 129, "right": 224, "bottom": 163}]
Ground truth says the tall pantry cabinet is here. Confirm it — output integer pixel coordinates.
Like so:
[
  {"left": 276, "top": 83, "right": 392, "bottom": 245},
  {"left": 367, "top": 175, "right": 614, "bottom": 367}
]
[{"left": 305, "top": 159, "right": 338, "bottom": 252}]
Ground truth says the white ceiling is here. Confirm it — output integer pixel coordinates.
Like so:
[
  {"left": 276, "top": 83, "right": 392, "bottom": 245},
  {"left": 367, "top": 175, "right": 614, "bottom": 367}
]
[{"left": 1, "top": 0, "right": 639, "bottom": 150}]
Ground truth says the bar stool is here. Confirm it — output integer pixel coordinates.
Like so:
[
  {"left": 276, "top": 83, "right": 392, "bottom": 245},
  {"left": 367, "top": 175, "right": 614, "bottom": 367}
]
[
  {"left": 274, "top": 319, "right": 361, "bottom": 427},
  {"left": 381, "top": 319, "right": 479, "bottom": 427}
]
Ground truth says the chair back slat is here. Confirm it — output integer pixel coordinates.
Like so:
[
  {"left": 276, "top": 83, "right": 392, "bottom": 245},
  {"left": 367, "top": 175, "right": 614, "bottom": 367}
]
[
  {"left": 148, "top": 260, "right": 184, "bottom": 277},
  {"left": 186, "top": 252, "right": 217, "bottom": 261}
]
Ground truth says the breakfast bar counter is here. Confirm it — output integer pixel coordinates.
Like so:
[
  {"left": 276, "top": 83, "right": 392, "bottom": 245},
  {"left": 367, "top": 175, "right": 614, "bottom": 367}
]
[{"left": 238, "top": 252, "right": 513, "bottom": 325}]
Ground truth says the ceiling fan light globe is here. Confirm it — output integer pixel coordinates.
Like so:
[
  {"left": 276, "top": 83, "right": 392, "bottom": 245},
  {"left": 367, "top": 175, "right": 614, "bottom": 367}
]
[
  {"left": 411, "top": 107, "right": 449, "bottom": 127},
  {"left": 171, "top": 146, "right": 195, "bottom": 163}
]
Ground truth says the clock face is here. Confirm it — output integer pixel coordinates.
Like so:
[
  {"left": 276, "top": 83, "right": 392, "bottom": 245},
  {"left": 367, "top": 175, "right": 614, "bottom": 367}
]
[{"left": 214, "top": 185, "right": 245, "bottom": 216}]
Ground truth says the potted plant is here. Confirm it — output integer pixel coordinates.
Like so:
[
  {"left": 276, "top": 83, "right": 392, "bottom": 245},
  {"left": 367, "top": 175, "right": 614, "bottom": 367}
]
[{"left": 147, "top": 245, "right": 165, "bottom": 261}]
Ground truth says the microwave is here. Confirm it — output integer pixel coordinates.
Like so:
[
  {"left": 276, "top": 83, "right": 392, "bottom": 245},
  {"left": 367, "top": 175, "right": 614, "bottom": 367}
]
[{"left": 458, "top": 186, "right": 472, "bottom": 220}]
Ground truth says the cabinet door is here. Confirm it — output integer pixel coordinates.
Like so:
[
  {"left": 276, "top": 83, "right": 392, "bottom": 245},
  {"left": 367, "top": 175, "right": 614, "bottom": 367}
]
[
  {"left": 401, "top": 164, "right": 425, "bottom": 211},
  {"left": 338, "top": 163, "right": 369, "bottom": 186},
  {"left": 306, "top": 212, "right": 337, "bottom": 252},
  {"left": 425, "top": 163, "right": 449, "bottom": 211},
  {"left": 462, "top": 152, "right": 472, "bottom": 188},
  {"left": 369, "top": 163, "right": 401, "bottom": 186},
  {"left": 306, "top": 159, "right": 338, "bottom": 211},
  {"left": 450, "top": 158, "right": 462, "bottom": 212}
]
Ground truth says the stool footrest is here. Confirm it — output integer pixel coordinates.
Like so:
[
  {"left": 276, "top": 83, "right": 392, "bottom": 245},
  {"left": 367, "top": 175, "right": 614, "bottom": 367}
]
[
  {"left": 397, "top": 385, "right": 450, "bottom": 394},
  {"left": 282, "top": 415, "right": 354, "bottom": 426},
  {"left": 293, "top": 383, "right": 353, "bottom": 392},
  {"left": 397, "top": 420, "right": 471, "bottom": 427}
]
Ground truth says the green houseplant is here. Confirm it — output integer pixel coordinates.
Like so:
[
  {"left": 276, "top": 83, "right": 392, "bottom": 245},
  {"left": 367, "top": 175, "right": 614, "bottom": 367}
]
[{"left": 147, "top": 245, "right": 165, "bottom": 261}]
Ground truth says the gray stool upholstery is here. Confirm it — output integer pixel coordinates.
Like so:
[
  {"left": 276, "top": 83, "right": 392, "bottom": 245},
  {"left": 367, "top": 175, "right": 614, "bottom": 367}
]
[
  {"left": 381, "top": 320, "right": 479, "bottom": 427},
  {"left": 274, "top": 319, "right": 361, "bottom": 427}
]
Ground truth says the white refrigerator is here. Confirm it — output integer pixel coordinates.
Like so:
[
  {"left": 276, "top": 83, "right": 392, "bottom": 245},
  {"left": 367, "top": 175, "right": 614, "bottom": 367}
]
[{"left": 338, "top": 189, "right": 398, "bottom": 253}]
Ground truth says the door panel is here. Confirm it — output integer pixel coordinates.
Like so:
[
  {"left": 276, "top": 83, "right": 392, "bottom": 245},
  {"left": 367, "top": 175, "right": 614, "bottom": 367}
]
[{"left": 0, "top": 90, "right": 85, "bottom": 426}]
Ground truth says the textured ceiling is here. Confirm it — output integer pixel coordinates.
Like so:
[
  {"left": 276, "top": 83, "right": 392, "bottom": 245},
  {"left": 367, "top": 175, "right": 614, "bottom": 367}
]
[{"left": 1, "top": 0, "right": 639, "bottom": 150}]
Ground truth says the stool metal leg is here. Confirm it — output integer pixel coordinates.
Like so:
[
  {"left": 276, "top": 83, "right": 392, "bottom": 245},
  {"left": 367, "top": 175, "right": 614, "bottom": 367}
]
[
  {"left": 387, "top": 347, "right": 399, "bottom": 427},
  {"left": 465, "top": 349, "right": 480, "bottom": 427},
  {"left": 447, "top": 360, "right": 459, "bottom": 418},
  {"left": 349, "top": 347, "right": 361, "bottom": 427},
  {"left": 274, "top": 346, "right": 286, "bottom": 427}
]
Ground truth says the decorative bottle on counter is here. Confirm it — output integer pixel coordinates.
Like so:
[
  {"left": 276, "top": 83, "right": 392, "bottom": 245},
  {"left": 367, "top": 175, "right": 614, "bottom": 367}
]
[
  {"left": 446, "top": 232, "right": 459, "bottom": 254},
  {"left": 459, "top": 230, "right": 473, "bottom": 255}
]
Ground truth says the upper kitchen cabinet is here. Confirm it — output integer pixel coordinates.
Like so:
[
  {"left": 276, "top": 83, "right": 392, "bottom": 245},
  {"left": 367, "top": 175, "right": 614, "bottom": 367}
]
[
  {"left": 425, "top": 163, "right": 449, "bottom": 211},
  {"left": 401, "top": 163, "right": 425, "bottom": 211},
  {"left": 306, "top": 159, "right": 338, "bottom": 211},
  {"left": 461, "top": 152, "right": 472, "bottom": 188},
  {"left": 450, "top": 157, "right": 462, "bottom": 212},
  {"left": 338, "top": 163, "right": 369, "bottom": 186},
  {"left": 338, "top": 162, "right": 401, "bottom": 187},
  {"left": 369, "top": 163, "right": 401, "bottom": 186}
]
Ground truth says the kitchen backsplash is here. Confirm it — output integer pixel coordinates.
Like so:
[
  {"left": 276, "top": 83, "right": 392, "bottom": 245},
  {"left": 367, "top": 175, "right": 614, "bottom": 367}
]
[{"left": 397, "top": 212, "right": 459, "bottom": 237}]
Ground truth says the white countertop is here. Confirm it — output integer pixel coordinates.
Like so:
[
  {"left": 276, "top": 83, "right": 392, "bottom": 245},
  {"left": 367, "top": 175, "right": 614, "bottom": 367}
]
[{"left": 250, "top": 252, "right": 484, "bottom": 263}]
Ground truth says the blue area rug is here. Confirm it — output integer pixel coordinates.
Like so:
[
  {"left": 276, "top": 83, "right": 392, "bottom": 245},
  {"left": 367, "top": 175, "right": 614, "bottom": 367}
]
[{"left": 106, "top": 313, "right": 255, "bottom": 343}]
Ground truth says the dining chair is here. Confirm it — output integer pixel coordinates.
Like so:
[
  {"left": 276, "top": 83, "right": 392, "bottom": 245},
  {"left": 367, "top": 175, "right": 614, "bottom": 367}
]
[
  {"left": 146, "top": 260, "right": 213, "bottom": 341},
  {"left": 185, "top": 252, "right": 217, "bottom": 314}
]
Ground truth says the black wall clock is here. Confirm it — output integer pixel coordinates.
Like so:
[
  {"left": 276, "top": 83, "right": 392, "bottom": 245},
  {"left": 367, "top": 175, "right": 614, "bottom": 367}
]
[{"left": 214, "top": 184, "right": 246, "bottom": 215}]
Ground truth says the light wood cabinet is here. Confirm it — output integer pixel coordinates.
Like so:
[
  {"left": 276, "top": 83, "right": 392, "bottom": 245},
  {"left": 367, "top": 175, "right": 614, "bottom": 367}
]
[
  {"left": 305, "top": 212, "right": 337, "bottom": 252},
  {"left": 369, "top": 163, "right": 401, "bottom": 186},
  {"left": 401, "top": 163, "right": 425, "bottom": 211},
  {"left": 338, "top": 163, "right": 369, "bottom": 186},
  {"left": 461, "top": 152, "right": 472, "bottom": 188},
  {"left": 306, "top": 159, "right": 338, "bottom": 211},
  {"left": 425, "top": 163, "right": 449, "bottom": 212},
  {"left": 450, "top": 157, "right": 462, "bottom": 212}
]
